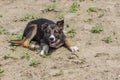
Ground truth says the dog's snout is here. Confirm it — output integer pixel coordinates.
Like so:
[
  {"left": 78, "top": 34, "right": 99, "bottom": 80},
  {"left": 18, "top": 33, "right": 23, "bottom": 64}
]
[
  {"left": 49, "top": 35, "right": 55, "bottom": 41},
  {"left": 49, "top": 37, "right": 54, "bottom": 41}
]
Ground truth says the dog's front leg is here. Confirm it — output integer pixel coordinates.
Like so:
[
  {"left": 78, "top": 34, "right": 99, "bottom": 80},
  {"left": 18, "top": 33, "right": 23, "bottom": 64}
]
[
  {"left": 40, "top": 43, "right": 49, "bottom": 56},
  {"left": 64, "top": 38, "right": 79, "bottom": 52}
]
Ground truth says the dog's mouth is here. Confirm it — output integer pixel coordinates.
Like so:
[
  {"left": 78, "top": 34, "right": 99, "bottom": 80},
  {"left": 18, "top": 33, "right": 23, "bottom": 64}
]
[
  {"left": 49, "top": 41, "right": 56, "bottom": 47},
  {"left": 49, "top": 40, "right": 60, "bottom": 47}
]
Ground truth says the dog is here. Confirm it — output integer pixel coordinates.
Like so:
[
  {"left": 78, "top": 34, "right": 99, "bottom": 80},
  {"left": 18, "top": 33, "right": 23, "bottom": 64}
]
[{"left": 10, "top": 18, "right": 78, "bottom": 55}]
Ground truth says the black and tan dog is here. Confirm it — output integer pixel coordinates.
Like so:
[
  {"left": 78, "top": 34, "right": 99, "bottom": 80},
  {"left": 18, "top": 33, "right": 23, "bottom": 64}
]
[{"left": 10, "top": 18, "right": 78, "bottom": 55}]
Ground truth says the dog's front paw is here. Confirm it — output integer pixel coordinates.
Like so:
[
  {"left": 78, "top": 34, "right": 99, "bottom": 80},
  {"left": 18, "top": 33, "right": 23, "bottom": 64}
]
[
  {"left": 40, "top": 50, "right": 45, "bottom": 56},
  {"left": 40, "top": 45, "right": 49, "bottom": 56},
  {"left": 70, "top": 46, "right": 79, "bottom": 52},
  {"left": 40, "top": 50, "right": 48, "bottom": 56}
]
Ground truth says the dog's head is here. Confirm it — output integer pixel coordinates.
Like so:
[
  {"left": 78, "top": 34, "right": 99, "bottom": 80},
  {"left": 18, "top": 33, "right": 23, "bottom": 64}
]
[{"left": 41, "top": 19, "right": 64, "bottom": 47}]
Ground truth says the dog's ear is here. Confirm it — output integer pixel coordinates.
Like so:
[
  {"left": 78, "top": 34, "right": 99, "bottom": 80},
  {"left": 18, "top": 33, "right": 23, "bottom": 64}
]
[
  {"left": 41, "top": 23, "right": 48, "bottom": 31},
  {"left": 56, "top": 19, "right": 64, "bottom": 30}
]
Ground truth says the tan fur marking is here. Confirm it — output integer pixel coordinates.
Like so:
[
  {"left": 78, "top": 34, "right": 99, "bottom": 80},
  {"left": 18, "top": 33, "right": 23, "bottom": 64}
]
[
  {"left": 64, "top": 38, "right": 72, "bottom": 48},
  {"left": 22, "top": 40, "right": 29, "bottom": 47},
  {"left": 22, "top": 24, "right": 37, "bottom": 48},
  {"left": 28, "top": 24, "right": 37, "bottom": 41}
]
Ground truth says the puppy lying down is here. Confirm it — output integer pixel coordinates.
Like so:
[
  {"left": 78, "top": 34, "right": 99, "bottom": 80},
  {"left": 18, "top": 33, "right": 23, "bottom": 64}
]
[{"left": 10, "top": 18, "right": 78, "bottom": 55}]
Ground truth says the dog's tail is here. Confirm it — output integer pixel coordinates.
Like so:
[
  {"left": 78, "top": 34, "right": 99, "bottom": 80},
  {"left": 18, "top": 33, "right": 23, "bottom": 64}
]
[
  {"left": 10, "top": 38, "right": 25, "bottom": 46},
  {"left": 10, "top": 39, "right": 24, "bottom": 44}
]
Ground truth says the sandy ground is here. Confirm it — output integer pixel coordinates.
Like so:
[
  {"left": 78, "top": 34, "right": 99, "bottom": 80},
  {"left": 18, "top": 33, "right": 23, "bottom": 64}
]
[{"left": 0, "top": 0, "right": 120, "bottom": 80}]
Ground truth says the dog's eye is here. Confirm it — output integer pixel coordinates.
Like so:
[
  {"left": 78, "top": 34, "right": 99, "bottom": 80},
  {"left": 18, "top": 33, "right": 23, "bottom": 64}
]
[
  {"left": 46, "top": 30, "right": 50, "bottom": 33},
  {"left": 55, "top": 30, "right": 59, "bottom": 33}
]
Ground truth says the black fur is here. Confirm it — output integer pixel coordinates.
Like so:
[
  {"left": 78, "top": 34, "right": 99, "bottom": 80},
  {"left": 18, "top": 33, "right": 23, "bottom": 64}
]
[{"left": 22, "top": 18, "right": 65, "bottom": 48}]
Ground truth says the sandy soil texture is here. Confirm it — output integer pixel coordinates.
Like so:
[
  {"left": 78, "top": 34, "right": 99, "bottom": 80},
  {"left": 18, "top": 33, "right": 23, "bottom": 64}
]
[{"left": 0, "top": 0, "right": 120, "bottom": 80}]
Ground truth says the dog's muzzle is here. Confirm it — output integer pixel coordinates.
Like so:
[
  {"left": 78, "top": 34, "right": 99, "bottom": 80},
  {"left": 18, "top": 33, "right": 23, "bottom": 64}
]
[{"left": 49, "top": 35, "right": 56, "bottom": 47}]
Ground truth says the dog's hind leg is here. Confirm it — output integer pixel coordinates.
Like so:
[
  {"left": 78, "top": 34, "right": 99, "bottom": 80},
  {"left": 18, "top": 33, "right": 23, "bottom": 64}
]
[
  {"left": 10, "top": 24, "right": 37, "bottom": 48},
  {"left": 22, "top": 24, "right": 37, "bottom": 47}
]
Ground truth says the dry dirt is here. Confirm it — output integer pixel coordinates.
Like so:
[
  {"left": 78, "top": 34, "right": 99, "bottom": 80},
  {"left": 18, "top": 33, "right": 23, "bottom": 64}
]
[{"left": 0, "top": 0, "right": 120, "bottom": 80}]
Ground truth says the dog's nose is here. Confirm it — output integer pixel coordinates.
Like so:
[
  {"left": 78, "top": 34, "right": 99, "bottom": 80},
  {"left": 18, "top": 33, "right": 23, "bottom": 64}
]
[
  {"left": 49, "top": 37, "right": 54, "bottom": 41},
  {"left": 49, "top": 35, "right": 55, "bottom": 41}
]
